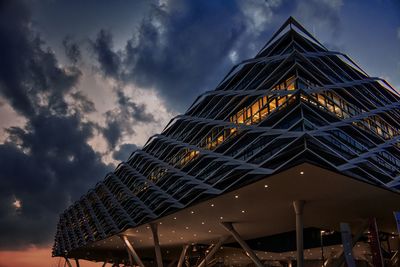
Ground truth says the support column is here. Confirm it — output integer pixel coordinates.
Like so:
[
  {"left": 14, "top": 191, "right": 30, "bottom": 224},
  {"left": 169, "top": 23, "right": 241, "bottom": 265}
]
[
  {"left": 150, "top": 223, "right": 163, "bottom": 267},
  {"left": 64, "top": 258, "right": 73, "bottom": 267},
  {"left": 177, "top": 244, "right": 189, "bottom": 267},
  {"left": 220, "top": 222, "right": 264, "bottom": 267},
  {"left": 120, "top": 235, "right": 145, "bottom": 267},
  {"left": 293, "top": 200, "right": 305, "bottom": 267},
  {"left": 101, "top": 262, "right": 107, "bottom": 267},
  {"left": 128, "top": 253, "right": 134, "bottom": 267},
  {"left": 197, "top": 236, "right": 230, "bottom": 267},
  {"left": 328, "top": 220, "right": 368, "bottom": 267},
  {"left": 75, "top": 259, "right": 80, "bottom": 267}
]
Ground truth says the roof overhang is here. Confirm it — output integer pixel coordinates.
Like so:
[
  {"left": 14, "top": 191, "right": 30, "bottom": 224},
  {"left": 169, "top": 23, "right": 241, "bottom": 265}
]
[{"left": 67, "top": 163, "right": 400, "bottom": 262}]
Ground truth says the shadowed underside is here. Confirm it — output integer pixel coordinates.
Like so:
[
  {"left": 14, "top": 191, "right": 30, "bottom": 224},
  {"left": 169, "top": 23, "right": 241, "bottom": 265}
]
[{"left": 53, "top": 17, "right": 400, "bottom": 259}]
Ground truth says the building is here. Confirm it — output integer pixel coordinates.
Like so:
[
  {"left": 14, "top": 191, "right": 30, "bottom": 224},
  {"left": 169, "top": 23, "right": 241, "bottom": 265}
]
[{"left": 53, "top": 17, "right": 400, "bottom": 267}]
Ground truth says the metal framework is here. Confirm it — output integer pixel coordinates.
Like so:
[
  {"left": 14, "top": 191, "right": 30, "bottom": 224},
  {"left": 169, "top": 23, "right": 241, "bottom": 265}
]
[{"left": 53, "top": 17, "right": 400, "bottom": 259}]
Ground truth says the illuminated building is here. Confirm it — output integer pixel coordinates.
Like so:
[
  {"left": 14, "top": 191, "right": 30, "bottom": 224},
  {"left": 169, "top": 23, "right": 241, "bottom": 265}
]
[{"left": 53, "top": 17, "right": 400, "bottom": 267}]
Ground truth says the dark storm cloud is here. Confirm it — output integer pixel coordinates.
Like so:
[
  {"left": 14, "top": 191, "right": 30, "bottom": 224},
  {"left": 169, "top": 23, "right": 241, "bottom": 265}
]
[
  {"left": 112, "top": 143, "right": 138, "bottom": 162},
  {"left": 62, "top": 35, "right": 81, "bottom": 64},
  {"left": 123, "top": 1, "right": 247, "bottom": 111},
  {"left": 92, "top": 29, "right": 121, "bottom": 79},
  {"left": 102, "top": 89, "right": 155, "bottom": 149},
  {"left": 0, "top": 0, "right": 111, "bottom": 248},
  {"left": 0, "top": 114, "right": 110, "bottom": 248},
  {"left": 0, "top": 0, "right": 82, "bottom": 118},
  {"left": 90, "top": 1, "right": 253, "bottom": 112}
]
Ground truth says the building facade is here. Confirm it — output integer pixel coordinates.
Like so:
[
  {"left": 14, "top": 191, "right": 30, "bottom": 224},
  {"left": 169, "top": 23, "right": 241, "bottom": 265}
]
[{"left": 53, "top": 17, "right": 400, "bottom": 267}]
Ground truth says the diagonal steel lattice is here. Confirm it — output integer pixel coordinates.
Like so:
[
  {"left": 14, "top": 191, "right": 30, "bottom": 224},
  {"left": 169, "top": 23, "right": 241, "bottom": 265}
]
[{"left": 53, "top": 17, "right": 400, "bottom": 256}]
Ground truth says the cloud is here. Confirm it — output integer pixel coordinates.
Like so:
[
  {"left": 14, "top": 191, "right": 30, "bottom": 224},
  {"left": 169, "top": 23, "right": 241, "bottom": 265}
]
[
  {"left": 0, "top": 0, "right": 83, "bottom": 118},
  {"left": 0, "top": 0, "right": 111, "bottom": 249},
  {"left": 68, "top": 91, "right": 96, "bottom": 114},
  {"left": 102, "top": 89, "right": 155, "bottom": 149},
  {"left": 88, "top": 1, "right": 251, "bottom": 112},
  {"left": 397, "top": 27, "right": 400, "bottom": 40},
  {"left": 91, "top": 29, "right": 121, "bottom": 79},
  {"left": 238, "top": 0, "right": 282, "bottom": 34},
  {"left": 294, "top": 0, "right": 343, "bottom": 38},
  {"left": 112, "top": 143, "right": 138, "bottom": 162},
  {"left": 62, "top": 35, "right": 81, "bottom": 64},
  {"left": 0, "top": 114, "right": 110, "bottom": 249}
]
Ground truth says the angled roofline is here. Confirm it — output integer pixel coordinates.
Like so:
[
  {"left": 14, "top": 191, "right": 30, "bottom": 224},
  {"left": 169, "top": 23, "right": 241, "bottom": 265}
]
[{"left": 257, "top": 16, "right": 328, "bottom": 56}]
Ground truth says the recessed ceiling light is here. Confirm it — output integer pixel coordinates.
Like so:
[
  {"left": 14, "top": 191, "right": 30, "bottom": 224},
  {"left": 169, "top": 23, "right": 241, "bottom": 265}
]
[
  {"left": 180, "top": 237, "right": 183, "bottom": 240},
  {"left": 159, "top": 222, "right": 162, "bottom": 225},
  {"left": 208, "top": 230, "right": 212, "bottom": 233},
  {"left": 190, "top": 211, "right": 194, "bottom": 214},
  {"left": 300, "top": 171, "right": 304, "bottom": 175},
  {"left": 146, "top": 226, "right": 150, "bottom": 229},
  {"left": 172, "top": 230, "right": 175, "bottom": 233},
  {"left": 264, "top": 184, "right": 269, "bottom": 188},
  {"left": 201, "top": 222, "right": 205, "bottom": 225},
  {"left": 173, "top": 217, "right": 177, "bottom": 220},
  {"left": 235, "top": 195, "right": 239, "bottom": 199},
  {"left": 185, "top": 226, "right": 189, "bottom": 230},
  {"left": 211, "top": 204, "right": 214, "bottom": 207},
  {"left": 193, "top": 234, "right": 197, "bottom": 237},
  {"left": 220, "top": 216, "right": 223, "bottom": 219},
  {"left": 241, "top": 210, "right": 245, "bottom": 213}
]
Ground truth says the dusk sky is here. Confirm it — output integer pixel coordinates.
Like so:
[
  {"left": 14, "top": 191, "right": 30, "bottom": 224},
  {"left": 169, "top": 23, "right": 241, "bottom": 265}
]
[{"left": 0, "top": 0, "right": 399, "bottom": 266}]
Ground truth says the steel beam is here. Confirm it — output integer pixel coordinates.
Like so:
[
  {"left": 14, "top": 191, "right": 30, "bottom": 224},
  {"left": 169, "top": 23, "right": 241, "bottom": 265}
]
[
  {"left": 220, "top": 222, "right": 263, "bottom": 267},
  {"left": 197, "top": 236, "right": 230, "bottom": 267},
  {"left": 329, "top": 220, "right": 369, "bottom": 267},
  {"left": 150, "top": 223, "right": 163, "bottom": 267},
  {"left": 177, "top": 244, "right": 189, "bottom": 267},
  {"left": 120, "top": 235, "right": 145, "bottom": 267},
  {"left": 293, "top": 200, "right": 305, "bottom": 267}
]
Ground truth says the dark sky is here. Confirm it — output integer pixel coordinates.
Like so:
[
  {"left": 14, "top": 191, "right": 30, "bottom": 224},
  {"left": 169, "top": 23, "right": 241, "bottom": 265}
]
[{"left": 0, "top": 0, "right": 399, "bottom": 259}]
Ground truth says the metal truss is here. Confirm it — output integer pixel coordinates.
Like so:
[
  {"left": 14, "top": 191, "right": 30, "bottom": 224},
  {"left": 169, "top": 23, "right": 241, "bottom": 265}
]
[{"left": 53, "top": 17, "right": 400, "bottom": 257}]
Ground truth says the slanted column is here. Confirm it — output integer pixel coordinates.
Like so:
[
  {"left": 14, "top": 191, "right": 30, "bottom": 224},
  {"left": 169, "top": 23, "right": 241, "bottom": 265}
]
[
  {"left": 177, "top": 244, "right": 189, "bottom": 267},
  {"left": 197, "top": 236, "right": 229, "bottom": 267},
  {"left": 150, "top": 223, "right": 163, "bottom": 267},
  {"left": 220, "top": 222, "right": 264, "bottom": 267},
  {"left": 293, "top": 200, "right": 305, "bottom": 267},
  {"left": 75, "top": 258, "right": 80, "bottom": 267},
  {"left": 64, "top": 258, "right": 73, "bottom": 267},
  {"left": 120, "top": 235, "right": 145, "bottom": 267}
]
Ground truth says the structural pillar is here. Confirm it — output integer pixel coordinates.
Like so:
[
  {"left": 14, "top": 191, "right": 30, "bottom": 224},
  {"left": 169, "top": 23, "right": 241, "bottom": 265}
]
[
  {"left": 64, "top": 258, "right": 73, "bottom": 267},
  {"left": 220, "top": 222, "right": 264, "bottom": 267},
  {"left": 75, "top": 258, "right": 80, "bottom": 267},
  {"left": 120, "top": 235, "right": 145, "bottom": 267},
  {"left": 150, "top": 223, "right": 163, "bottom": 267},
  {"left": 293, "top": 200, "right": 305, "bottom": 267},
  {"left": 197, "top": 236, "right": 230, "bottom": 267},
  {"left": 177, "top": 244, "right": 189, "bottom": 267}
]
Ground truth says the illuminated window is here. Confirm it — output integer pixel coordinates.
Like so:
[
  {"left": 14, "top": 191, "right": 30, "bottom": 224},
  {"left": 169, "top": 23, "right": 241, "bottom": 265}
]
[
  {"left": 311, "top": 91, "right": 399, "bottom": 140},
  {"left": 269, "top": 99, "right": 277, "bottom": 111}
]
